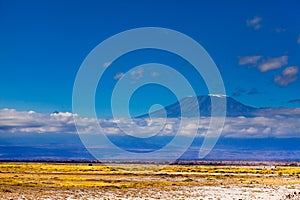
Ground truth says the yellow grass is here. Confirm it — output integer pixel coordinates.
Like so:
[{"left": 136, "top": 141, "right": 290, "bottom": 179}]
[{"left": 0, "top": 162, "right": 300, "bottom": 190}]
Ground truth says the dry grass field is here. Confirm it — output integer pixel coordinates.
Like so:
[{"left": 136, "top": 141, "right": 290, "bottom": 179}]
[{"left": 0, "top": 162, "right": 300, "bottom": 199}]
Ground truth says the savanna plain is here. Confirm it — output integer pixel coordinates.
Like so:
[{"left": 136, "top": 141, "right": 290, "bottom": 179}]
[{"left": 0, "top": 162, "right": 300, "bottom": 199}]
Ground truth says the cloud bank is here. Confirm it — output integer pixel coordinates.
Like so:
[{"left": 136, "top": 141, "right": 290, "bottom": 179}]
[{"left": 0, "top": 108, "right": 300, "bottom": 138}]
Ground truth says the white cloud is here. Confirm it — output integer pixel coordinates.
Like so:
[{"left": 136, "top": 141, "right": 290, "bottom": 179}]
[
  {"left": 115, "top": 67, "right": 160, "bottom": 83},
  {"left": 282, "top": 66, "right": 299, "bottom": 76},
  {"left": 1, "top": 108, "right": 300, "bottom": 138},
  {"left": 130, "top": 68, "right": 144, "bottom": 80},
  {"left": 151, "top": 71, "right": 160, "bottom": 77},
  {"left": 113, "top": 72, "right": 124, "bottom": 80},
  {"left": 103, "top": 61, "right": 112, "bottom": 68},
  {"left": 258, "top": 56, "right": 288, "bottom": 72},
  {"left": 246, "top": 16, "right": 262, "bottom": 30},
  {"left": 274, "top": 66, "right": 298, "bottom": 86},
  {"left": 0, "top": 109, "right": 77, "bottom": 134},
  {"left": 275, "top": 28, "right": 286, "bottom": 33},
  {"left": 222, "top": 116, "right": 300, "bottom": 138},
  {"left": 238, "top": 56, "right": 262, "bottom": 65}
]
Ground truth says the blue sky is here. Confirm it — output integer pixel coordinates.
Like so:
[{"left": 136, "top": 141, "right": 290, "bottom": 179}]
[
  {"left": 1, "top": 0, "right": 300, "bottom": 117},
  {"left": 1, "top": 1, "right": 300, "bottom": 162}
]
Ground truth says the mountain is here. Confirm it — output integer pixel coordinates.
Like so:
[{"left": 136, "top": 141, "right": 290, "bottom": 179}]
[{"left": 138, "top": 94, "right": 257, "bottom": 118}]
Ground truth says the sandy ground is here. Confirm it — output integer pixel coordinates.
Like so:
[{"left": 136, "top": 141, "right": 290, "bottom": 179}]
[{"left": 1, "top": 185, "right": 300, "bottom": 200}]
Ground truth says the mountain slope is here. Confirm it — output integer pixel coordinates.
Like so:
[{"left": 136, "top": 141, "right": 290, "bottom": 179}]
[{"left": 138, "top": 95, "right": 257, "bottom": 118}]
